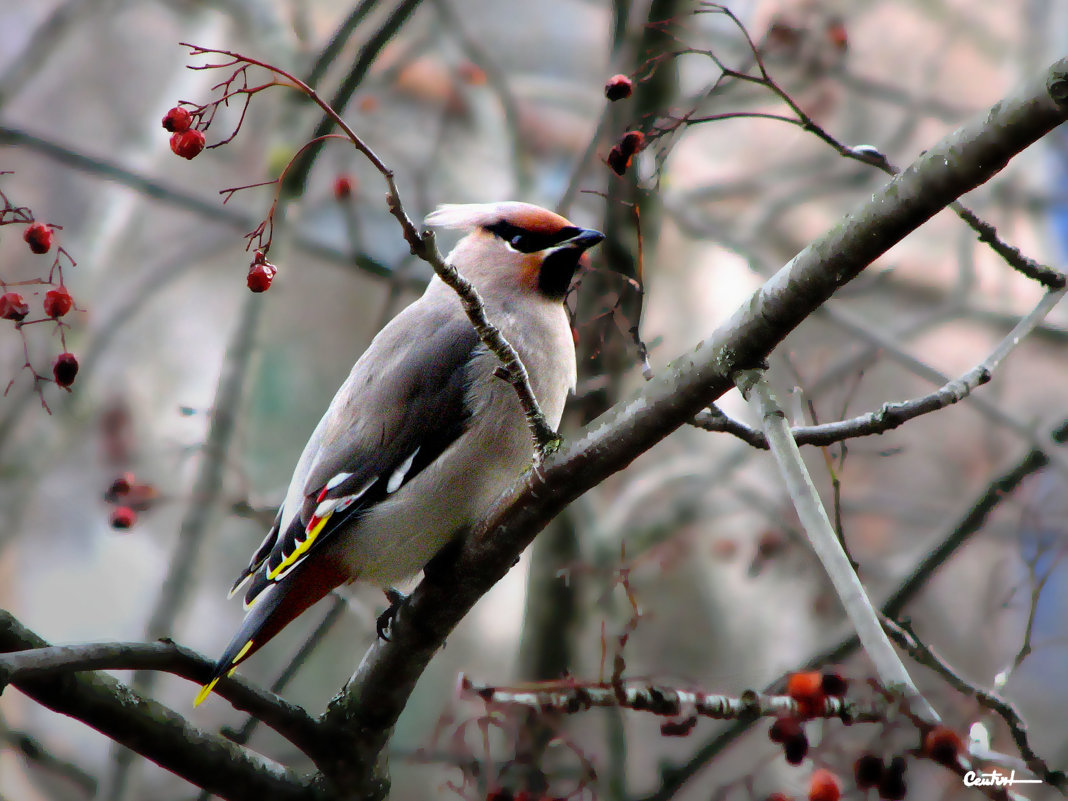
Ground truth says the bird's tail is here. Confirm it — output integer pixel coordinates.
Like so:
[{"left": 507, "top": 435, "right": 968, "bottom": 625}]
[{"left": 194, "top": 559, "right": 347, "bottom": 706}]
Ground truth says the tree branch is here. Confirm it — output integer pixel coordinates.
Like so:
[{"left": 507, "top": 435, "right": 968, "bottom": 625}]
[
  {"left": 0, "top": 610, "right": 320, "bottom": 801},
  {"left": 312, "top": 57, "right": 1068, "bottom": 800},
  {"left": 692, "top": 287, "right": 1067, "bottom": 447}
]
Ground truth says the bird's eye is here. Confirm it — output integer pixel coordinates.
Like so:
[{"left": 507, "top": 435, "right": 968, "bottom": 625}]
[{"left": 510, "top": 235, "right": 527, "bottom": 250}]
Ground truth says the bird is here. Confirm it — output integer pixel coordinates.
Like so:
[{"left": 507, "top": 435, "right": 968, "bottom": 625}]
[{"left": 194, "top": 201, "right": 604, "bottom": 705}]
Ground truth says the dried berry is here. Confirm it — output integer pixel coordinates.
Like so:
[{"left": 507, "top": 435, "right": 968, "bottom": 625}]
[
  {"left": 769, "top": 716, "right": 802, "bottom": 744},
  {"left": 820, "top": 671, "right": 847, "bottom": 696},
  {"left": 783, "top": 731, "right": 809, "bottom": 765},
  {"left": 808, "top": 769, "right": 840, "bottom": 801},
  {"left": 105, "top": 472, "right": 135, "bottom": 502},
  {"left": 162, "top": 106, "right": 193, "bottom": 133},
  {"left": 607, "top": 144, "right": 631, "bottom": 176},
  {"left": 170, "top": 129, "right": 206, "bottom": 160},
  {"left": 110, "top": 505, "right": 137, "bottom": 530},
  {"left": 923, "top": 726, "right": 963, "bottom": 767},
  {"left": 333, "top": 174, "right": 356, "bottom": 200},
  {"left": 247, "top": 258, "right": 277, "bottom": 293},
  {"left": 0, "top": 292, "right": 29, "bottom": 321},
  {"left": 853, "top": 754, "right": 883, "bottom": 789},
  {"left": 43, "top": 286, "right": 73, "bottom": 318},
  {"left": 604, "top": 74, "right": 634, "bottom": 101},
  {"left": 660, "top": 716, "right": 697, "bottom": 736},
  {"left": 53, "top": 352, "right": 79, "bottom": 388},
  {"left": 619, "top": 130, "right": 645, "bottom": 156},
  {"left": 879, "top": 757, "right": 907, "bottom": 800},
  {"left": 24, "top": 222, "right": 53, "bottom": 254}
]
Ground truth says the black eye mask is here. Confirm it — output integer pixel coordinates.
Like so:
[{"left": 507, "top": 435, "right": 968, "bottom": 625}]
[{"left": 485, "top": 220, "right": 583, "bottom": 253}]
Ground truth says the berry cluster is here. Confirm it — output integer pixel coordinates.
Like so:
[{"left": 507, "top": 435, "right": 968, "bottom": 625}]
[
  {"left": 763, "top": 671, "right": 970, "bottom": 800},
  {"left": 162, "top": 105, "right": 206, "bottom": 160},
  {"left": 1, "top": 176, "right": 80, "bottom": 403}
]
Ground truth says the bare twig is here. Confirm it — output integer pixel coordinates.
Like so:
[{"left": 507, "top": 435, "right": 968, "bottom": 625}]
[
  {"left": 694, "top": 288, "right": 1067, "bottom": 447},
  {"left": 883, "top": 617, "right": 1067, "bottom": 792}
]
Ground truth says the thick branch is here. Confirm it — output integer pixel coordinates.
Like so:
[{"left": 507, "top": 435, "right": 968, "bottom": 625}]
[
  {"left": 0, "top": 638, "right": 321, "bottom": 758},
  {"left": 0, "top": 611, "right": 319, "bottom": 801},
  {"left": 313, "top": 59, "right": 1068, "bottom": 798}
]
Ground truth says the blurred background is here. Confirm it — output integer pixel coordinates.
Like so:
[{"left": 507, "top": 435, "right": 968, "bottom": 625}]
[{"left": 1, "top": 0, "right": 1067, "bottom": 799}]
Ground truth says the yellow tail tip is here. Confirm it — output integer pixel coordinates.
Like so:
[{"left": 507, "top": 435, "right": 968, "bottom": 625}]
[{"left": 193, "top": 677, "right": 220, "bottom": 707}]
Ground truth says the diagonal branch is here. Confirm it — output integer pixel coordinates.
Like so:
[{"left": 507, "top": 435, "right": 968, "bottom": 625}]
[{"left": 734, "top": 369, "right": 938, "bottom": 722}]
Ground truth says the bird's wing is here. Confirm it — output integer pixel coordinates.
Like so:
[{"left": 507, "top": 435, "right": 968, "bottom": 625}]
[{"left": 230, "top": 313, "right": 480, "bottom": 607}]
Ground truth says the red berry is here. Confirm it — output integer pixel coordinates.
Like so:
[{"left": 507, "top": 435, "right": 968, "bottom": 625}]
[
  {"left": 162, "top": 106, "right": 193, "bottom": 133},
  {"left": 604, "top": 74, "right": 634, "bottom": 101},
  {"left": 923, "top": 726, "right": 963, "bottom": 767},
  {"left": 24, "top": 222, "right": 53, "bottom": 254},
  {"left": 786, "top": 671, "right": 826, "bottom": 717},
  {"left": 620, "top": 130, "right": 645, "bottom": 156},
  {"left": 43, "top": 286, "right": 73, "bottom": 318},
  {"left": 0, "top": 292, "right": 29, "bottom": 321},
  {"left": 170, "top": 129, "right": 206, "bottom": 160},
  {"left": 52, "top": 352, "right": 79, "bottom": 388},
  {"left": 853, "top": 754, "right": 883, "bottom": 789},
  {"left": 110, "top": 505, "right": 137, "bottom": 530},
  {"left": 247, "top": 259, "right": 277, "bottom": 293},
  {"left": 333, "top": 174, "right": 356, "bottom": 200},
  {"left": 808, "top": 768, "right": 840, "bottom": 801}
]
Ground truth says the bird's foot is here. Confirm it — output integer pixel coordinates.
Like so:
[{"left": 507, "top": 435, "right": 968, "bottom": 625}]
[{"left": 376, "top": 587, "right": 408, "bottom": 641}]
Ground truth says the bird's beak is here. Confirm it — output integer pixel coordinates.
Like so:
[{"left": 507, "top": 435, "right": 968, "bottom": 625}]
[{"left": 565, "top": 228, "right": 605, "bottom": 252}]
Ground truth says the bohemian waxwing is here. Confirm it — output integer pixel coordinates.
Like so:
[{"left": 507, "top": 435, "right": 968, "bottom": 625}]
[{"left": 195, "top": 202, "right": 603, "bottom": 704}]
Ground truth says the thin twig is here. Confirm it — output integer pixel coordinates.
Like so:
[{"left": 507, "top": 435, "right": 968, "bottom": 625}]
[
  {"left": 882, "top": 617, "right": 1067, "bottom": 792},
  {"left": 694, "top": 287, "right": 1067, "bottom": 447}
]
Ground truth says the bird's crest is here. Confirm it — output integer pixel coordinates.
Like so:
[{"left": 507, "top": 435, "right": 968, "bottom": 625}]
[{"left": 425, "top": 202, "right": 573, "bottom": 234}]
